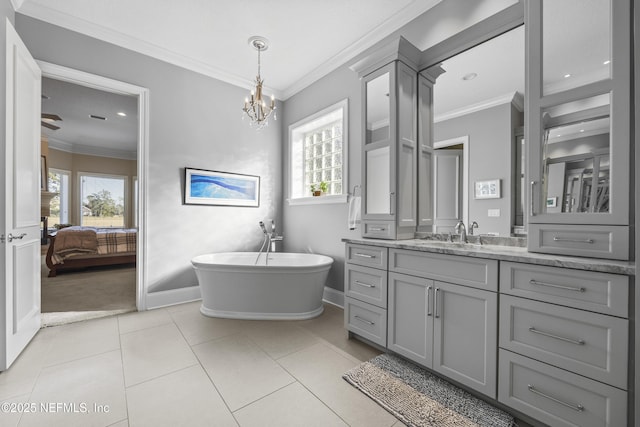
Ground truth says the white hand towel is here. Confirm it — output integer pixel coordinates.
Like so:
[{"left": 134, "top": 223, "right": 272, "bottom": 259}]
[{"left": 348, "top": 195, "right": 361, "bottom": 230}]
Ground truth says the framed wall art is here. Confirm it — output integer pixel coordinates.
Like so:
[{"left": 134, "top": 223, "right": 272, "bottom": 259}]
[
  {"left": 184, "top": 168, "right": 260, "bottom": 207},
  {"left": 474, "top": 179, "right": 501, "bottom": 199}
]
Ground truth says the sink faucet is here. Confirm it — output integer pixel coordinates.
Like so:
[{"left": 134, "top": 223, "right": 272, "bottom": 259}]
[
  {"left": 454, "top": 220, "right": 467, "bottom": 243},
  {"left": 468, "top": 221, "right": 479, "bottom": 235}
]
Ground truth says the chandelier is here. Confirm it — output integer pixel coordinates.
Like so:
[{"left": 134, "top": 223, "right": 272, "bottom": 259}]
[{"left": 242, "top": 36, "right": 276, "bottom": 130}]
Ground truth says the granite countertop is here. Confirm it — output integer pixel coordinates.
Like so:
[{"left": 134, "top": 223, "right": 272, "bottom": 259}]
[{"left": 342, "top": 237, "right": 636, "bottom": 276}]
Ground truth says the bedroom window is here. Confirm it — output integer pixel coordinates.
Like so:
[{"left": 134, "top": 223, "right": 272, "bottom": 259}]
[
  {"left": 288, "top": 99, "right": 348, "bottom": 204},
  {"left": 48, "top": 168, "right": 70, "bottom": 226},
  {"left": 79, "top": 172, "right": 128, "bottom": 228}
]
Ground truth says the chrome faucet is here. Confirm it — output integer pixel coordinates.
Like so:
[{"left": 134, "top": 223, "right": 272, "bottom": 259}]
[
  {"left": 454, "top": 220, "right": 467, "bottom": 243},
  {"left": 255, "top": 220, "right": 283, "bottom": 265},
  {"left": 468, "top": 221, "right": 479, "bottom": 235}
]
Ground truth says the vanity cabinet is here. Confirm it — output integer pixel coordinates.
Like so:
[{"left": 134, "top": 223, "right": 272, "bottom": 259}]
[
  {"left": 355, "top": 38, "right": 421, "bottom": 240},
  {"left": 498, "top": 261, "right": 629, "bottom": 426},
  {"left": 526, "top": 0, "right": 631, "bottom": 260},
  {"left": 387, "top": 249, "right": 498, "bottom": 398},
  {"left": 344, "top": 244, "right": 389, "bottom": 346}
]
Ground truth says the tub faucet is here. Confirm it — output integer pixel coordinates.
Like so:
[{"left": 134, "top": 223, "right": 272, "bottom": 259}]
[
  {"left": 269, "top": 220, "right": 283, "bottom": 251},
  {"left": 454, "top": 220, "right": 467, "bottom": 243}
]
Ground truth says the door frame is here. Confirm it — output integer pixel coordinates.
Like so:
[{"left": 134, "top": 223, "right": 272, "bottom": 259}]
[
  {"left": 38, "top": 61, "right": 149, "bottom": 310},
  {"left": 434, "top": 135, "right": 469, "bottom": 228}
]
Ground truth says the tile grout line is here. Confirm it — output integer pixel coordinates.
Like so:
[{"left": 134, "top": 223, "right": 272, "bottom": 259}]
[{"left": 170, "top": 311, "right": 241, "bottom": 426}]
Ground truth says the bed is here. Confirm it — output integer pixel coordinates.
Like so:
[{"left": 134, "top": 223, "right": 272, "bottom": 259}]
[{"left": 45, "top": 226, "right": 136, "bottom": 277}]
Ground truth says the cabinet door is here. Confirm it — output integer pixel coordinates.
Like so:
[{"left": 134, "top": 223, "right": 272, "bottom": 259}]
[
  {"left": 432, "top": 281, "right": 497, "bottom": 398},
  {"left": 526, "top": 0, "right": 630, "bottom": 226},
  {"left": 388, "top": 272, "right": 433, "bottom": 367}
]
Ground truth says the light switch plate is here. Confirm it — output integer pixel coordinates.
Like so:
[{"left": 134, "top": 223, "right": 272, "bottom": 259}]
[{"left": 488, "top": 209, "right": 501, "bottom": 217}]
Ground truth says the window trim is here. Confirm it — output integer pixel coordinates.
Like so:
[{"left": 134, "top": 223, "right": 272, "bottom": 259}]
[
  {"left": 48, "top": 167, "right": 71, "bottom": 225},
  {"left": 287, "top": 98, "right": 348, "bottom": 205}
]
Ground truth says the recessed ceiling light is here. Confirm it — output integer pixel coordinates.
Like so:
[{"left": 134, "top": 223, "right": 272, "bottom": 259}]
[
  {"left": 603, "top": 60, "right": 611, "bottom": 65},
  {"left": 117, "top": 112, "right": 127, "bottom": 117},
  {"left": 580, "top": 129, "right": 585, "bottom": 132},
  {"left": 563, "top": 74, "right": 571, "bottom": 78},
  {"left": 462, "top": 73, "right": 478, "bottom": 81}
]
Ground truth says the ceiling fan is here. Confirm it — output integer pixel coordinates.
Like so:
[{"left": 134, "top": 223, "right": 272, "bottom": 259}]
[{"left": 41, "top": 113, "right": 62, "bottom": 130}]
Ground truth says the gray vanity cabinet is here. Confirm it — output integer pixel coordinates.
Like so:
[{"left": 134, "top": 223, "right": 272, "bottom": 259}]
[
  {"left": 526, "top": 0, "right": 631, "bottom": 260},
  {"left": 388, "top": 250, "right": 498, "bottom": 398},
  {"left": 355, "top": 38, "right": 421, "bottom": 240}
]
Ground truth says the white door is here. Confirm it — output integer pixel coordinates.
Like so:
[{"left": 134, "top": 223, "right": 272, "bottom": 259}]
[
  {"left": 433, "top": 149, "right": 463, "bottom": 233},
  {"left": 1, "top": 20, "right": 42, "bottom": 371}
]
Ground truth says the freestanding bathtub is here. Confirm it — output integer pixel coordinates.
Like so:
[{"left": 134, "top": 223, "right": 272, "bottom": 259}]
[{"left": 191, "top": 252, "right": 334, "bottom": 320}]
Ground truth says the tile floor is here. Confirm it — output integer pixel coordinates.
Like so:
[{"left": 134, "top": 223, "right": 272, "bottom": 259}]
[{"left": 0, "top": 302, "right": 408, "bottom": 427}]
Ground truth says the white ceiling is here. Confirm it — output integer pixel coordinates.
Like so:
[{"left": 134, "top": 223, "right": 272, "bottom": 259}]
[
  {"left": 41, "top": 77, "right": 138, "bottom": 159},
  {"left": 15, "top": 0, "right": 441, "bottom": 100}
]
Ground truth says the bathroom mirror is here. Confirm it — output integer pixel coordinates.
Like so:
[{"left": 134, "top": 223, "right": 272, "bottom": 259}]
[
  {"left": 541, "top": 94, "right": 611, "bottom": 214},
  {"left": 366, "top": 146, "right": 391, "bottom": 214},
  {"left": 430, "top": 26, "right": 525, "bottom": 236},
  {"left": 366, "top": 72, "right": 390, "bottom": 144},
  {"left": 542, "top": 0, "right": 611, "bottom": 95}
]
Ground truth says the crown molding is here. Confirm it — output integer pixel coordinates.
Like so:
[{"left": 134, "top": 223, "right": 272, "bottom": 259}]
[
  {"left": 48, "top": 137, "right": 136, "bottom": 160},
  {"left": 16, "top": 2, "right": 281, "bottom": 99},
  {"left": 434, "top": 91, "right": 523, "bottom": 123},
  {"left": 16, "top": 0, "right": 441, "bottom": 101}
]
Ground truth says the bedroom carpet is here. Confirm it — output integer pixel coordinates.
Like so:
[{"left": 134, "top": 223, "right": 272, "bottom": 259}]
[
  {"left": 41, "top": 252, "right": 136, "bottom": 326},
  {"left": 343, "top": 353, "right": 515, "bottom": 427}
]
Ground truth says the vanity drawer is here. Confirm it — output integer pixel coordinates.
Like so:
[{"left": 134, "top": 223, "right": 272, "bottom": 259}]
[
  {"left": 528, "top": 224, "right": 630, "bottom": 260},
  {"left": 345, "top": 264, "right": 387, "bottom": 308},
  {"left": 346, "top": 243, "right": 388, "bottom": 269},
  {"left": 500, "top": 261, "right": 628, "bottom": 317},
  {"left": 345, "top": 297, "right": 387, "bottom": 347},
  {"left": 498, "top": 350, "right": 626, "bottom": 427},
  {"left": 389, "top": 248, "right": 498, "bottom": 291},
  {"left": 362, "top": 220, "right": 395, "bottom": 239},
  {"left": 500, "top": 295, "right": 628, "bottom": 389}
]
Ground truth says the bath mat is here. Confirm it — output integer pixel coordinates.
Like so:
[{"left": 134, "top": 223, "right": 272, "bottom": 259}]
[{"left": 343, "top": 353, "right": 515, "bottom": 427}]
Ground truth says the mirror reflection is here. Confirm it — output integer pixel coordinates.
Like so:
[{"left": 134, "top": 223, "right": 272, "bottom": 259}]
[
  {"left": 430, "top": 26, "right": 525, "bottom": 236},
  {"left": 542, "top": 0, "right": 611, "bottom": 95},
  {"left": 542, "top": 94, "right": 611, "bottom": 214},
  {"left": 366, "top": 73, "right": 390, "bottom": 144}
]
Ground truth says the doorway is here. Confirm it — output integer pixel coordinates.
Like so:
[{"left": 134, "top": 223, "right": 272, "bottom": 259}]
[
  {"left": 38, "top": 62, "right": 149, "bottom": 323},
  {"left": 433, "top": 136, "right": 469, "bottom": 233}
]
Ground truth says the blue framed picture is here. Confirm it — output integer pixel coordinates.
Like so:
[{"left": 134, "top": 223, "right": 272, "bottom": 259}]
[{"left": 184, "top": 168, "right": 260, "bottom": 207}]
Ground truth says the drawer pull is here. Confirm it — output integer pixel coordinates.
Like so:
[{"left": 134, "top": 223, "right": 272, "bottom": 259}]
[
  {"left": 369, "top": 227, "right": 386, "bottom": 232},
  {"left": 553, "top": 236, "right": 594, "bottom": 244},
  {"left": 354, "top": 315, "right": 374, "bottom": 326},
  {"left": 354, "top": 280, "right": 375, "bottom": 288},
  {"left": 529, "top": 279, "right": 585, "bottom": 293},
  {"left": 527, "top": 384, "right": 585, "bottom": 412},
  {"left": 528, "top": 327, "right": 585, "bottom": 345},
  {"left": 354, "top": 253, "right": 375, "bottom": 259}
]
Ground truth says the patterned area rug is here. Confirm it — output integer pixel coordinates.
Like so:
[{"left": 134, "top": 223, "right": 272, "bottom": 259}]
[{"left": 343, "top": 353, "right": 515, "bottom": 427}]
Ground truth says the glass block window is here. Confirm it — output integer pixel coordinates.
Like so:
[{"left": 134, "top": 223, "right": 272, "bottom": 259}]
[
  {"left": 303, "top": 122, "right": 342, "bottom": 195},
  {"left": 289, "top": 99, "right": 348, "bottom": 201}
]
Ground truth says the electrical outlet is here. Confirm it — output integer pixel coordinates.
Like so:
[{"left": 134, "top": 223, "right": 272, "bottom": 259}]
[{"left": 487, "top": 209, "right": 501, "bottom": 217}]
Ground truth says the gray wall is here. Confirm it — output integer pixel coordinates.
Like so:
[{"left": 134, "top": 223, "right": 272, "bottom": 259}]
[
  {"left": 283, "top": 0, "right": 520, "bottom": 293},
  {"left": 435, "top": 103, "right": 516, "bottom": 237},
  {"left": 16, "top": 15, "right": 282, "bottom": 293}
]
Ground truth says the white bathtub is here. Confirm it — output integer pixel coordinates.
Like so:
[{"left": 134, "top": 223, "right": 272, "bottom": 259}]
[{"left": 191, "top": 252, "right": 334, "bottom": 320}]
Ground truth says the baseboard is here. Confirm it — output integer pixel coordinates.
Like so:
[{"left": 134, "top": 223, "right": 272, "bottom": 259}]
[
  {"left": 322, "top": 286, "right": 344, "bottom": 308},
  {"left": 145, "top": 285, "right": 201, "bottom": 310}
]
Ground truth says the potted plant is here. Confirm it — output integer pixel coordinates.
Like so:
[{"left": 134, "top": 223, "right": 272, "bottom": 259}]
[
  {"left": 310, "top": 184, "right": 322, "bottom": 197},
  {"left": 319, "top": 181, "right": 328, "bottom": 195}
]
